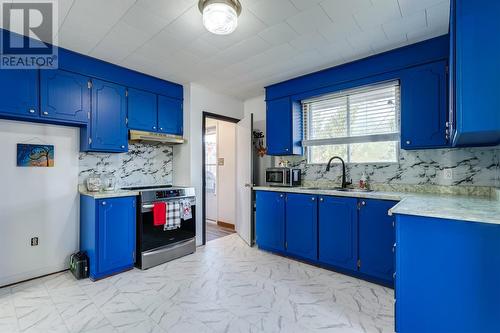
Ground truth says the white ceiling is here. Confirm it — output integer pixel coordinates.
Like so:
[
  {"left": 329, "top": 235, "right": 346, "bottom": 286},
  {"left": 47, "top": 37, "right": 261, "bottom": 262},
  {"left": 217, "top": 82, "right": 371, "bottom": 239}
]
[{"left": 6, "top": 0, "right": 450, "bottom": 100}]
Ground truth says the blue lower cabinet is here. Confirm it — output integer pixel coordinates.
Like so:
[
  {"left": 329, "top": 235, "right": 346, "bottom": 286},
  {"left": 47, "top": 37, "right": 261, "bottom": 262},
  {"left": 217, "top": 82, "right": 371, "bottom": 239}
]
[
  {"left": 40, "top": 69, "right": 90, "bottom": 125},
  {"left": 80, "top": 195, "right": 136, "bottom": 280},
  {"left": 0, "top": 69, "right": 39, "bottom": 119},
  {"left": 255, "top": 191, "right": 285, "bottom": 252},
  {"left": 318, "top": 196, "right": 358, "bottom": 271},
  {"left": 81, "top": 79, "right": 128, "bottom": 152},
  {"left": 285, "top": 193, "right": 317, "bottom": 261},
  {"left": 358, "top": 199, "right": 397, "bottom": 284},
  {"left": 395, "top": 214, "right": 500, "bottom": 333}
]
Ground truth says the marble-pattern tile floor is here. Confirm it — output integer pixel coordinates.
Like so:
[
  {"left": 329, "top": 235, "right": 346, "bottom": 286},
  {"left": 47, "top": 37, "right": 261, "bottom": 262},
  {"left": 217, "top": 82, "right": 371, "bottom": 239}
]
[{"left": 0, "top": 234, "right": 394, "bottom": 333}]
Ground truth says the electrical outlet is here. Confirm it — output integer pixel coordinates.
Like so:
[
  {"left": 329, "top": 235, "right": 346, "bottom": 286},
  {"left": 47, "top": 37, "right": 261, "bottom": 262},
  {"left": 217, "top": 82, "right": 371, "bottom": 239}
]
[
  {"left": 31, "top": 237, "right": 38, "bottom": 246},
  {"left": 443, "top": 168, "right": 453, "bottom": 180}
]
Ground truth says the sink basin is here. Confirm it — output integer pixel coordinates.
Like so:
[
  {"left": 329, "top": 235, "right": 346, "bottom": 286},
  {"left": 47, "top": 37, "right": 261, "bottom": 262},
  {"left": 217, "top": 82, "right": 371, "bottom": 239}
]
[{"left": 302, "top": 187, "right": 373, "bottom": 193}]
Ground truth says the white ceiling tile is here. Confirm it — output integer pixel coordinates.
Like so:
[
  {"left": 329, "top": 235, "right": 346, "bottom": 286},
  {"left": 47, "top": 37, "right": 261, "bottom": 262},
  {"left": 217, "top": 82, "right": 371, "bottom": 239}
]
[
  {"left": 318, "top": 19, "right": 361, "bottom": 44},
  {"left": 426, "top": 1, "right": 450, "bottom": 31},
  {"left": 90, "top": 22, "right": 153, "bottom": 63},
  {"left": 289, "top": 32, "right": 328, "bottom": 52},
  {"left": 163, "top": 5, "right": 205, "bottom": 44},
  {"left": 353, "top": 0, "right": 402, "bottom": 30},
  {"left": 56, "top": 0, "right": 74, "bottom": 30},
  {"left": 406, "top": 25, "right": 448, "bottom": 44},
  {"left": 258, "top": 22, "right": 297, "bottom": 45},
  {"left": 290, "top": 0, "right": 323, "bottom": 11},
  {"left": 320, "top": 0, "right": 372, "bottom": 20},
  {"left": 65, "top": 0, "right": 135, "bottom": 27},
  {"left": 135, "top": 0, "right": 195, "bottom": 22},
  {"left": 58, "top": 19, "right": 112, "bottom": 54},
  {"left": 382, "top": 10, "right": 427, "bottom": 40},
  {"left": 184, "top": 37, "right": 221, "bottom": 58},
  {"left": 207, "top": 36, "right": 270, "bottom": 67},
  {"left": 347, "top": 26, "right": 388, "bottom": 52},
  {"left": 286, "top": 5, "right": 333, "bottom": 34},
  {"left": 248, "top": 0, "right": 298, "bottom": 26},
  {"left": 121, "top": 3, "right": 172, "bottom": 36},
  {"left": 398, "top": 0, "right": 449, "bottom": 17}
]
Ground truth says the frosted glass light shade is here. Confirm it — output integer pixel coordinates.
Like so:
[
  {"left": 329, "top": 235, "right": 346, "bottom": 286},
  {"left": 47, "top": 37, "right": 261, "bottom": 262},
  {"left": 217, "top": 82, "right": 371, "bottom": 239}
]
[{"left": 202, "top": 3, "right": 238, "bottom": 35}]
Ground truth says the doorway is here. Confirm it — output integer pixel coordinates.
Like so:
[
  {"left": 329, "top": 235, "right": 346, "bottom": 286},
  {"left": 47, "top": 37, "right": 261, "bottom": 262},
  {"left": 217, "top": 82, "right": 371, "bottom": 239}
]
[{"left": 202, "top": 113, "right": 238, "bottom": 243}]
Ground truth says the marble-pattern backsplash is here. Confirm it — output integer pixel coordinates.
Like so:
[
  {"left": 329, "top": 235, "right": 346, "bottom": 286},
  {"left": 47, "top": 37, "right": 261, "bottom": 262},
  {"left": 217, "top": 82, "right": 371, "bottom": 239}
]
[
  {"left": 277, "top": 146, "right": 500, "bottom": 188},
  {"left": 79, "top": 142, "right": 173, "bottom": 187}
]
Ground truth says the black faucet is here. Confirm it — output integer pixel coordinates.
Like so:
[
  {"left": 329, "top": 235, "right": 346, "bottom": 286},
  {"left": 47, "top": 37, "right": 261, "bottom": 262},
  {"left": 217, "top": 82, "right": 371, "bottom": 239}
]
[{"left": 325, "top": 156, "right": 351, "bottom": 189}]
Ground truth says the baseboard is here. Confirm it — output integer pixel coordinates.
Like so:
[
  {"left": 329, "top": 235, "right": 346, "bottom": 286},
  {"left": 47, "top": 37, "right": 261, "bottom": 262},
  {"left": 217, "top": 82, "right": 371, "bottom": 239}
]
[
  {"left": 0, "top": 265, "right": 68, "bottom": 288},
  {"left": 217, "top": 221, "right": 235, "bottom": 230}
]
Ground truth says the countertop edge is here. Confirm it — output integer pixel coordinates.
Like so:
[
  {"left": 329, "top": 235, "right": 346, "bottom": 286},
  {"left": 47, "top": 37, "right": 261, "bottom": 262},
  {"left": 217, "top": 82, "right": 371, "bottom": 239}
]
[{"left": 79, "top": 190, "right": 139, "bottom": 199}]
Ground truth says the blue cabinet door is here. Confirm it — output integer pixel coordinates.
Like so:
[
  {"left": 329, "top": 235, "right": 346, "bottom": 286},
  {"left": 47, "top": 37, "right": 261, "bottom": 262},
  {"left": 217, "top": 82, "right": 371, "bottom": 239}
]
[
  {"left": 318, "top": 196, "right": 358, "bottom": 271},
  {"left": 266, "top": 97, "right": 302, "bottom": 156},
  {"left": 89, "top": 79, "right": 128, "bottom": 152},
  {"left": 395, "top": 215, "right": 500, "bottom": 333},
  {"left": 452, "top": 0, "right": 500, "bottom": 146},
  {"left": 358, "top": 199, "right": 397, "bottom": 284},
  {"left": 401, "top": 61, "right": 448, "bottom": 150},
  {"left": 0, "top": 69, "right": 39, "bottom": 119},
  {"left": 127, "top": 88, "right": 158, "bottom": 132},
  {"left": 40, "top": 69, "right": 90, "bottom": 125},
  {"left": 158, "top": 95, "right": 183, "bottom": 135},
  {"left": 97, "top": 197, "right": 136, "bottom": 275},
  {"left": 285, "top": 193, "right": 317, "bottom": 261},
  {"left": 255, "top": 191, "right": 285, "bottom": 252}
]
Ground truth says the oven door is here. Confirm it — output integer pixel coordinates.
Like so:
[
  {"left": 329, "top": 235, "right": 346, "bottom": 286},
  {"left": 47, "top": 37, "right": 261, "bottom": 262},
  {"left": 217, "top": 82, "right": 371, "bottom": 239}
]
[{"left": 139, "top": 199, "right": 196, "bottom": 252}]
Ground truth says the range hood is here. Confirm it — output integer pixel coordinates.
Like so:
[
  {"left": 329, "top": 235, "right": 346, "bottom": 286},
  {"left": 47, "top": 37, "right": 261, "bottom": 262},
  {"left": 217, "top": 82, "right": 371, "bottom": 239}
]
[{"left": 129, "top": 130, "right": 185, "bottom": 144}]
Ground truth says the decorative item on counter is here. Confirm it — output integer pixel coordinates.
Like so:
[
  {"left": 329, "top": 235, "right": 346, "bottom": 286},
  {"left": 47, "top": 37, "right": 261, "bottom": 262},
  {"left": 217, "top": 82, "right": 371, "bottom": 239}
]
[
  {"left": 17, "top": 143, "right": 54, "bottom": 167},
  {"left": 86, "top": 174, "right": 102, "bottom": 192},
  {"left": 278, "top": 159, "right": 290, "bottom": 167},
  {"left": 253, "top": 130, "right": 267, "bottom": 157},
  {"left": 101, "top": 173, "right": 116, "bottom": 192},
  {"left": 359, "top": 172, "right": 369, "bottom": 190}
]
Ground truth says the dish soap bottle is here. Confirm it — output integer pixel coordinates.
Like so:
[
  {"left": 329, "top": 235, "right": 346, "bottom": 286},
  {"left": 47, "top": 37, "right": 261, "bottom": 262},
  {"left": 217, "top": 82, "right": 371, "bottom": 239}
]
[{"left": 359, "top": 172, "right": 368, "bottom": 190}]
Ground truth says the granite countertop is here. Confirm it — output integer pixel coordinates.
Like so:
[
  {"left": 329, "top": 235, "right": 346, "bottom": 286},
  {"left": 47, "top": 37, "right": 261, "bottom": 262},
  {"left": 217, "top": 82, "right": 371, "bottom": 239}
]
[
  {"left": 79, "top": 186, "right": 139, "bottom": 199},
  {"left": 253, "top": 186, "right": 500, "bottom": 225}
]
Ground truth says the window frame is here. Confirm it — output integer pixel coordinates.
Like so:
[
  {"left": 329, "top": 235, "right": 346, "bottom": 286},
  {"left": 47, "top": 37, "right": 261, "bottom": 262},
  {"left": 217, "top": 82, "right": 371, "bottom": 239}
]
[{"left": 302, "top": 80, "right": 401, "bottom": 165}]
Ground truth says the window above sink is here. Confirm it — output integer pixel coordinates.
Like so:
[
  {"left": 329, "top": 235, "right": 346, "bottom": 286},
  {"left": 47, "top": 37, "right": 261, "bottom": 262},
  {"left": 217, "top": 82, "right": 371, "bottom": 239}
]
[{"left": 302, "top": 81, "right": 400, "bottom": 164}]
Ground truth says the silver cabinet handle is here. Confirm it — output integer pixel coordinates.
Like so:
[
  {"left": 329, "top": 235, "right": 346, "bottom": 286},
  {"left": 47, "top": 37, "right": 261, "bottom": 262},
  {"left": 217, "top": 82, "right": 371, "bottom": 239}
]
[
  {"left": 361, "top": 201, "right": 366, "bottom": 206},
  {"left": 121, "top": 145, "right": 125, "bottom": 149},
  {"left": 29, "top": 108, "right": 36, "bottom": 114},
  {"left": 279, "top": 194, "right": 284, "bottom": 198},
  {"left": 160, "top": 127, "right": 163, "bottom": 131},
  {"left": 102, "top": 201, "right": 106, "bottom": 206},
  {"left": 42, "top": 111, "right": 49, "bottom": 115},
  {"left": 393, "top": 272, "right": 396, "bottom": 279},
  {"left": 406, "top": 140, "right": 411, "bottom": 145},
  {"left": 311, "top": 197, "right": 315, "bottom": 201},
  {"left": 319, "top": 198, "right": 324, "bottom": 202},
  {"left": 153, "top": 126, "right": 157, "bottom": 130},
  {"left": 393, "top": 243, "right": 396, "bottom": 253}
]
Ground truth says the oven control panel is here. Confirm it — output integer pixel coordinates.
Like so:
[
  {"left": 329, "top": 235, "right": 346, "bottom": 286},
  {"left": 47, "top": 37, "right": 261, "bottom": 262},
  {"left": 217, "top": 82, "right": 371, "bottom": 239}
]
[{"left": 155, "top": 190, "right": 181, "bottom": 199}]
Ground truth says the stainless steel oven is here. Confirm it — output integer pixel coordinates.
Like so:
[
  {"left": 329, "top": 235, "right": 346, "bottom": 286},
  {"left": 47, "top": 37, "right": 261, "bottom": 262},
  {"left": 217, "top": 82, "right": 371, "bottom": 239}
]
[
  {"left": 265, "top": 168, "right": 301, "bottom": 187},
  {"left": 121, "top": 185, "right": 196, "bottom": 270}
]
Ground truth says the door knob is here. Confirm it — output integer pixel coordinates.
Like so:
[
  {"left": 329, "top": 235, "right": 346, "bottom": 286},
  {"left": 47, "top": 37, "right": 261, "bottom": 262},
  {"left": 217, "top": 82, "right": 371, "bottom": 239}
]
[{"left": 244, "top": 183, "right": 252, "bottom": 188}]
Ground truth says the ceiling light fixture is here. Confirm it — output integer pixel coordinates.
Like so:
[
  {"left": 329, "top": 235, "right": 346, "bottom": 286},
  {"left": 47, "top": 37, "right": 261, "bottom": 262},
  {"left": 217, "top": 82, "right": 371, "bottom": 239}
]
[{"left": 198, "top": 0, "right": 242, "bottom": 35}]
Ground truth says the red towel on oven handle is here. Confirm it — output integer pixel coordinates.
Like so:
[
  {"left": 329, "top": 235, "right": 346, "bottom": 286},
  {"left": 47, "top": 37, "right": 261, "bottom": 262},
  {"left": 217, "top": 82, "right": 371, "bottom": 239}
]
[{"left": 153, "top": 202, "right": 167, "bottom": 226}]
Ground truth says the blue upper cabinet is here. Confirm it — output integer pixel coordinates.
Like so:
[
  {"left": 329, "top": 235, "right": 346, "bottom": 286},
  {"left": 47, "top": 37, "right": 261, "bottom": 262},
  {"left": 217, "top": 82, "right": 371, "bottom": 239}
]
[
  {"left": 127, "top": 88, "right": 158, "bottom": 132},
  {"left": 82, "top": 79, "right": 128, "bottom": 153},
  {"left": 451, "top": 0, "right": 500, "bottom": 146},
  {"left": 358, "top": 199, "right": 397, "bottom": 284},
  {"left": 266, "top": 97, "right": 302, "bottom": 156},
  {"left": 285, "top": 193, "right": 317, "bottom": 261},
  {"left": 318, "top": 196, "right": 358, "bottom": 271},
  {"left": 401, "top": 61, "right": 449, "bottom": 150},
  {"left": 255, "top": 191, "right": 285, "bottom": 252},
  {"left": 158, "top": 95, "right": 183, "bottom": 136},
  {"left": 0, "top": 70, "right": 39, "bottom": 119},
  {"left": 40, "top": 69, "right": 90, "bottom": 125}
]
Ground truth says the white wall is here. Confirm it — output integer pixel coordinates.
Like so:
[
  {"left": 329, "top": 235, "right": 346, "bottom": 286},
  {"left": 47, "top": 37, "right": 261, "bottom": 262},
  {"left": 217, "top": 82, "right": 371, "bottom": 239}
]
[
  {"left": 216, "top": 120, "right": 236, "bottom": 225},
  {"left": 244, "top": 95, "right": 273, "bottom": 186},
  {"left": 0, "top": 120, "right": 79, "bottom": 286},
  {"left": 174, "top": 83, "right": 244, "bottom": 245}
]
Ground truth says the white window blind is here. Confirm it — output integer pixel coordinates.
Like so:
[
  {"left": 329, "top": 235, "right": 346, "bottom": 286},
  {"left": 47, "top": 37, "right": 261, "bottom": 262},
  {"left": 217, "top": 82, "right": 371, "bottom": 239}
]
[{"left": 302, "top": 81, "right": 400, "bottom": 164}]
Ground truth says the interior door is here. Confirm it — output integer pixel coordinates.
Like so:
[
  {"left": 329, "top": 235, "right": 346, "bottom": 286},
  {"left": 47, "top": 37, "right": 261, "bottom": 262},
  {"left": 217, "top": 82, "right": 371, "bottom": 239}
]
[{"left": 236, "top": 113, "right": 253, "bottom": 245}]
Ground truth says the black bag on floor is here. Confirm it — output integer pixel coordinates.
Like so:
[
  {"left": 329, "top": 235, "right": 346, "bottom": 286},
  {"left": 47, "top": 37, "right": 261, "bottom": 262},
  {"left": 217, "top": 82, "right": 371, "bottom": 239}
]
[{"left": 69, "top": 251, "right": 89, "bottom": 279}]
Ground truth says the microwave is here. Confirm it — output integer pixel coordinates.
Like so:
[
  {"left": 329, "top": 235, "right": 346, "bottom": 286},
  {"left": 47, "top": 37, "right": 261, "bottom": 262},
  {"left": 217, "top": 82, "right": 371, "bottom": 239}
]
[{"left": 266, "top": 168, "right": 301, "bottom": 187}]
